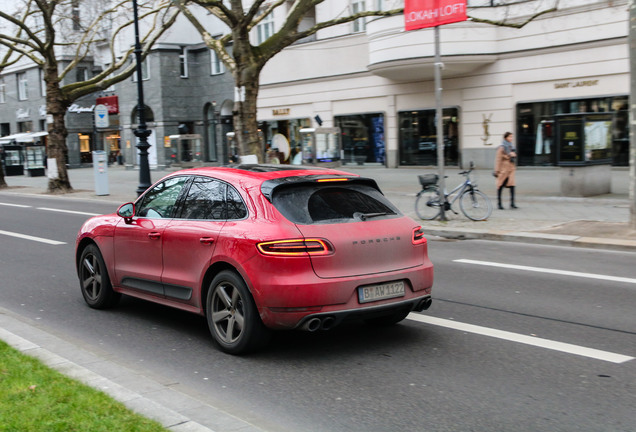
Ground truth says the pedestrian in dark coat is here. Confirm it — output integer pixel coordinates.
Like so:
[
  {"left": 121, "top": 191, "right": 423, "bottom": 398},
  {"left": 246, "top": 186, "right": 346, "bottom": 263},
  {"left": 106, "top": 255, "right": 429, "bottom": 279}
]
[{"left": 494, "top": 131, "right": 518, "bottom": 210}]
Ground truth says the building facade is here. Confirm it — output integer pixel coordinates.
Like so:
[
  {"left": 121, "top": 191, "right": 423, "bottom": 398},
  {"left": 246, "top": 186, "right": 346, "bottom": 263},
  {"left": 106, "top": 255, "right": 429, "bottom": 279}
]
[
  {"left": 1, "top": 0, "right": 629, "bottom": 171},
  {"left": 257, "top": 0, "right": 629, "bottom": 169}
]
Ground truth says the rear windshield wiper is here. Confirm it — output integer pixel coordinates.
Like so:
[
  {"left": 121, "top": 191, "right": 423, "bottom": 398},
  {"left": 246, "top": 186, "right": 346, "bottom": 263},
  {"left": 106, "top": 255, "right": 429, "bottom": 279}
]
[{"left": 353, "top": 212, "right": 394, "bottom": 221}]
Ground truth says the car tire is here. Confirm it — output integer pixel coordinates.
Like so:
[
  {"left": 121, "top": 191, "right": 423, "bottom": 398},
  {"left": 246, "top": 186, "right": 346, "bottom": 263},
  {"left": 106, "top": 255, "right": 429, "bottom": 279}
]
[
  {"left": 365, "top": 309, "right": 410, "bottom": 326},
  {"left": 206, "top": 270, "right": 271, "bottom": 354},
  {"left": 78, "top": 244, "right": 121, "bottom": 309}
]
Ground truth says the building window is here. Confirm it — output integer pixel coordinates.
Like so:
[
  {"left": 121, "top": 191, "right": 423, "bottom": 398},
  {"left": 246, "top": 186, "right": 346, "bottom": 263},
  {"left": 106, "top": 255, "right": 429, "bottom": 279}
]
[
  {"left": 398, "top": 108, "right": 460, "bottom": 166},
  {"left": 256, "top": 12, "right": 274, "bottom": 44},
  {"left": 18, "top": 121, "right": 33, "bottom": 133},
  {"left": 1, "top": 123, "right": 10, "bottom": 136},
  {"left": 17, "top": 72, "right": 28, "bottom": 100},
  {"left": 39, "top": 69, "right": 46, "bottom": 97},
  {"left": 180, "top": 47, "right": 189, "bottom": 78},
  {"left": 352, "top": 0, "right": 366, "bottom": 33},
  {"left": 0, "top": 78, "right": 5, "bottom": 103},
  {"left": 210, "top": 50, "right": 225, "bottom": 75},
  {"left": 72, "top": 0, "right": 80, "bottom": 30},
  {"left": 132, "top": 58, "right": 150, "bottom": 81},
  {"left": 75, "top": 67, "right": 87, "bottom": 83}
]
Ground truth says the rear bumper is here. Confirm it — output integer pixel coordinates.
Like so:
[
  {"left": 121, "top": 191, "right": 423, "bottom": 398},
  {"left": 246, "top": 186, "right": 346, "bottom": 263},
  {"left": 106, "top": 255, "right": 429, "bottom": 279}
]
[
  {"left": 295, "top": 295, "right": 432, "bottom": 331},
  {"left": 256, "top": 270, "right": 433, "bottom": 329}
]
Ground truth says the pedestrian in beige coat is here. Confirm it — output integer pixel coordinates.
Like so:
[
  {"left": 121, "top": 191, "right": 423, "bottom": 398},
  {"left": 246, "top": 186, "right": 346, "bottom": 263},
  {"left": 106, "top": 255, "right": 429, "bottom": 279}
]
[{"left": 494, "top": 131, "right": 518, "bottom": 210}]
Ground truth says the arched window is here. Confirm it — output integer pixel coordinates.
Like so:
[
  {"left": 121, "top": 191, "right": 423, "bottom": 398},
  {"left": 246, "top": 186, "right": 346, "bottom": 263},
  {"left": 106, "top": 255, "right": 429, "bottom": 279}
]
[{"left": 131, "top": 105, "right": 154, "bottom": 124}]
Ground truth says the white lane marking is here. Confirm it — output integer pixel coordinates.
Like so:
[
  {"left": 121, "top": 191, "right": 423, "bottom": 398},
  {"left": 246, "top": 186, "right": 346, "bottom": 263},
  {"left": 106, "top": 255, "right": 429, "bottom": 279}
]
[
  {"left": 408, "top": 314, "right": 634, "bottom": 364},
  {"left": 37, "top": 207, "right": 100, "bottom": 217},
  {"left": 454, "top": 259, "right": 636, "bottom": 285},
  {"left": 0, "top": 202, "right": 31, "bottom": 208},
  {"left": 0, "top": 230, "right": 66, "bottom": 245}
]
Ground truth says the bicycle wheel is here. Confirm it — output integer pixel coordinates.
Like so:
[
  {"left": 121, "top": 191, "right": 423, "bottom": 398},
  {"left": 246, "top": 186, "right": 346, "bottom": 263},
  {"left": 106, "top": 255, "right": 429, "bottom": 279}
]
[
  {"left": 459, "top": 189, "right": 492, "bottom": 221},
  {"left": 415, "top": 188, "right": 441, "bottom": 220}
]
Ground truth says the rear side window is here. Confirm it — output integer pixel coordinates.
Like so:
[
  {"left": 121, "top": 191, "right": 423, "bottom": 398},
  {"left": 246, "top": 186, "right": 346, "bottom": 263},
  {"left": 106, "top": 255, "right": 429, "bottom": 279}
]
[
  {"left": 272, "top": 183, "right": 399, "bottom": 224},
  {"left": 180, "top": 177, "right": 226, "bottom": 220}
]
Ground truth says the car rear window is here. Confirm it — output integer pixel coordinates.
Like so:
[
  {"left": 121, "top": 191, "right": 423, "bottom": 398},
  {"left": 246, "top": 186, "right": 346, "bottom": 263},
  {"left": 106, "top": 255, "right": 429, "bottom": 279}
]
[{"left": 271, "top": 183, "right": 400, "bottom": 224}]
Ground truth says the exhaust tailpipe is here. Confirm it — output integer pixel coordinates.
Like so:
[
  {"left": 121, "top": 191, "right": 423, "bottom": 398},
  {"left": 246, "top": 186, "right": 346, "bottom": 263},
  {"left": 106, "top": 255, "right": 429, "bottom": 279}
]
[
  {"left": 321, "top": 316, "right": 336, "bottom": 331},
  {"left": 416, "top": 297, "right": 432, "bottom": 311},
  {"left": 301, "top": 317, "right": 322, "bottom": 332}
]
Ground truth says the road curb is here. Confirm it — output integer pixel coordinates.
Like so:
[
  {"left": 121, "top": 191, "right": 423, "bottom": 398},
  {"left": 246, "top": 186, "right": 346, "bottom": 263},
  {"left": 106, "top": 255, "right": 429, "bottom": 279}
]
[
  {"left": 0, "top": 307, "right": 264, "bottom": 432},
  {"left": 421, "top": 228, "right": 636, "bottom": 252}
]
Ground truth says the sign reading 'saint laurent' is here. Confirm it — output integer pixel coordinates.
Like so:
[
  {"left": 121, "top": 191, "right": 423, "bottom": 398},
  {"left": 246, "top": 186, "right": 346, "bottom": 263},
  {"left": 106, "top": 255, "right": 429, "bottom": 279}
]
[{"left": 404, "top": 0, "right": 467, "bottom": 31}]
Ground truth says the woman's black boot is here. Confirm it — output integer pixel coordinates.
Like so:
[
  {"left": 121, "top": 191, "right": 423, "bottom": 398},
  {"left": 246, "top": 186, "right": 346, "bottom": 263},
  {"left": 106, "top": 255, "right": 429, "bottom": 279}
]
[
  {"left": 497, "top": 187, "right": 504, "bottom": 210},
  {"left": 510, "top": 186, "right": 518, "bottom": 209}
]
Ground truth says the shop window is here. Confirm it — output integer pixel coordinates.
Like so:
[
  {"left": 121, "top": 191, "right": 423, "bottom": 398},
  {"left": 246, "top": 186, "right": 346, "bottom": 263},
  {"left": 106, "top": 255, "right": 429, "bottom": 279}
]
[
  {"left": 398, "top": 108, "right": 459, "bottom": 166},
  {"left": 516, "top": 95, "right": 628, "bottom": 167},
  {"left": 335, "top": 113, "right": 385, "bottom": 165}
]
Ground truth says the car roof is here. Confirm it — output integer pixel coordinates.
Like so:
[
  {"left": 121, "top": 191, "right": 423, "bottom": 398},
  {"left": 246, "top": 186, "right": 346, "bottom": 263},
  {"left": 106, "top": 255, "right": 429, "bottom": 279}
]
[{"left": 164, "top": 164, "right": 361, "bottom": 186}]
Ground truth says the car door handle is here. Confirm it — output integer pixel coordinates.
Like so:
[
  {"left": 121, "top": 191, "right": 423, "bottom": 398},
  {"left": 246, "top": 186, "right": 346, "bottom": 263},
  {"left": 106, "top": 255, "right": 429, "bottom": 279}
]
[
  {"left": 199, "top": 237, "right": 215, "bottom": 245},
  {"left": 148, "top": 232, "right": 161, "bottom": 240}
]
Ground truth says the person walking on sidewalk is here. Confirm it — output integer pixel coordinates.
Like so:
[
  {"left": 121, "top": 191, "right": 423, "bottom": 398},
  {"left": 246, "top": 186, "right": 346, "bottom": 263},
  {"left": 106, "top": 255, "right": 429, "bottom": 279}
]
[{"left": 494, "top": 131, "right": 518, "bottom": 210}]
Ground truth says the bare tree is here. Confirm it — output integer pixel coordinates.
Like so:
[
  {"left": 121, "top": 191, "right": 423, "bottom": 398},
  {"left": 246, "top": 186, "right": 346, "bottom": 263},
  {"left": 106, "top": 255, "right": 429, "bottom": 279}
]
[
  {"left": 173, "top": 0, "right": 402, "bottom": 160},
  {"left": 0, "top": 0, "right": 179, "bottom": 192},
  {"left": 174, "top": 0, "right": 559, "bottom": 161}
]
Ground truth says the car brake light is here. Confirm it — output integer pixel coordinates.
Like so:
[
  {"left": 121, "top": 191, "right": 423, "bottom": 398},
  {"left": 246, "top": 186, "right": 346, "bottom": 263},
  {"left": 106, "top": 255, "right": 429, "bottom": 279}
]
[
  {"left": 317, "top": 178, "right": 348, "bottom": 182},
  {"left": 257, "top": 239, "right": 333, "bottom": 256},
  {"left": 412, "top": 227, "right": 427, "bottom": 245}
]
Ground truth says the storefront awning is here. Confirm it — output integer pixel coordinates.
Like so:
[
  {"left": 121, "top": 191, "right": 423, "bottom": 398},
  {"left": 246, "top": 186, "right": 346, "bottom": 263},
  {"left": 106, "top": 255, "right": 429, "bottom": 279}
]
[{"left": 0, "top": 131, "right": 48, "bottom": 144}]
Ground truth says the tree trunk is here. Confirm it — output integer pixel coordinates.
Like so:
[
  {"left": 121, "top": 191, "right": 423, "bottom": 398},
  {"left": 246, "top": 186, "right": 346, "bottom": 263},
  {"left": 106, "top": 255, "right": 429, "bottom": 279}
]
[
  {"left": 45, "top": 67, "right": 73, "bottom": 193},
  {"left": 233, "top": 67, "right": 264, "bottom": 162}
]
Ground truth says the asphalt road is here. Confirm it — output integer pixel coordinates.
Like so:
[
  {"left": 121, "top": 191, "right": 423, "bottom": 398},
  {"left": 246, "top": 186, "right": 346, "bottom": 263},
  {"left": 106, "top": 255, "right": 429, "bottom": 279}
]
[{"left": 1, "top": 193, "right": 635, "bottom": 432}]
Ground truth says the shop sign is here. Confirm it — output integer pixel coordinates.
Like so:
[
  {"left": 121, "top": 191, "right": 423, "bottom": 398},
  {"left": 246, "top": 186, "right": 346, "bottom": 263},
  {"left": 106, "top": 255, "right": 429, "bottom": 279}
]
[
  {"left": 404, "top": 0, "right": 467, "bottom": 31},
  {"left": 554, "top": 80, "right": 599, "bottom": 89},
  {"left": 273, "top": 108, "right": 290, "bottom": 116},
  {"left": 68, "top": 104, "right": 95, "bottom": 114},
  {"left": 94, "top": 104, "right": 109, "bottom": 128},
  {"left": 96, "top": 95, "right": 119, "bottom": 114}
]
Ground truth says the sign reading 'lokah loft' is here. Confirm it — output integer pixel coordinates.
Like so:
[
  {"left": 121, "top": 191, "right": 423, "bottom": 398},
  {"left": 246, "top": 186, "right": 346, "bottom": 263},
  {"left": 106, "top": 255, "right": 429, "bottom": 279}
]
[{"left": 404, "top": 0, "right": 467, "bottom": 31}]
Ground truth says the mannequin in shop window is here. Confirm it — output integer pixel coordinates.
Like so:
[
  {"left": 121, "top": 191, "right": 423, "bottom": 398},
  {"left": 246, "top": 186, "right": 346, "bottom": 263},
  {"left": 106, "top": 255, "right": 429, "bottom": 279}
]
[{"left": 493, "top": 132, "right": 518, "bottom": 210}]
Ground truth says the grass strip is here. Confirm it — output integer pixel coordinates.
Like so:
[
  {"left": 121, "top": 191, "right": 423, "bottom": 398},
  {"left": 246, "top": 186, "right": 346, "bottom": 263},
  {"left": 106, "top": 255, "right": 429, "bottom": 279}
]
[{"left": 0, "top": 340, "right": 167, "bottom": 432}]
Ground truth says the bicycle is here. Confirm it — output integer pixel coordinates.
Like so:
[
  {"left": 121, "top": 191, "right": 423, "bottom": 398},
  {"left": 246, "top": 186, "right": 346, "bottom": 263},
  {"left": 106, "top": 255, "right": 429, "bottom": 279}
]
[{"left": 415, "top": 162, "right": 493, "bottom": 221}]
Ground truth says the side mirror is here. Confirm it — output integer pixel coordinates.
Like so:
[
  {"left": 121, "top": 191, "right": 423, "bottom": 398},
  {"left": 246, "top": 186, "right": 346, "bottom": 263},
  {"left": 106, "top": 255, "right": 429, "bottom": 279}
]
[{"left": 117, "top": 202, "right": 135, "bottom": 223}]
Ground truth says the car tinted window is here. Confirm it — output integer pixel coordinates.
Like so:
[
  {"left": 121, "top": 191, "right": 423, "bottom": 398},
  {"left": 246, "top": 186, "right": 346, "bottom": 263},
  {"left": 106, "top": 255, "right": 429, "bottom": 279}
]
[
  {"left": 226, "top": 186, "right": 248, "bottom": 219},
  {"left": 180, "top": 177, "right": 226, "bottom": 220},
  {"left": 272, "top": 183, "right": 399, "bottom": 224},
  {"left": 137, "top": 176, "right": 188, "bottom": 218}
]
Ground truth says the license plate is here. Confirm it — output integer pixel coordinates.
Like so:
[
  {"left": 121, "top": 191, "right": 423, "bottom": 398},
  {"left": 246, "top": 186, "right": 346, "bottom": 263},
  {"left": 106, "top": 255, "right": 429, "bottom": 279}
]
[{"left": 358, "top": 281, "right": 405, "bottom": 304}]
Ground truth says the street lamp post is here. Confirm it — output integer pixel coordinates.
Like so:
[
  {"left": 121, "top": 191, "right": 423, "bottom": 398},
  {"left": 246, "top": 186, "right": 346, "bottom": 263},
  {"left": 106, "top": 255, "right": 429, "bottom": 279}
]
[{"left": 133, "top": 0, "right": 152, "bottom": 196}]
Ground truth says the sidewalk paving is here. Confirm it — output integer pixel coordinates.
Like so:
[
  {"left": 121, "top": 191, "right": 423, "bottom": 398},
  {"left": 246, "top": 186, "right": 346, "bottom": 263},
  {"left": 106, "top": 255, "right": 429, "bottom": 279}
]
[{"left": 1, "top": 163, "right": 635, "bottom": 432}]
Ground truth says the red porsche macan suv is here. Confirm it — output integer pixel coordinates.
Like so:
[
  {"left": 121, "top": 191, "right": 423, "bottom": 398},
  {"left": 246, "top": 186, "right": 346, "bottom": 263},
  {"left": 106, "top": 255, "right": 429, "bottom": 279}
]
[{"left": 76, "top": 165, "right": 434, "bottom": 354}]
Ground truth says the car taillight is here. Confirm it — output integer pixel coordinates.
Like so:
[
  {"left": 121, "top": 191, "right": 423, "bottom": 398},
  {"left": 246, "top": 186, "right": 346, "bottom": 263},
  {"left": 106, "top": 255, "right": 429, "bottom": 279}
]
[
  {"left": 412, "top": 227, "right": 427, "bottom": 245},
  {"left": 256, "top": 239, "right": 333, "bottom": 256}
]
